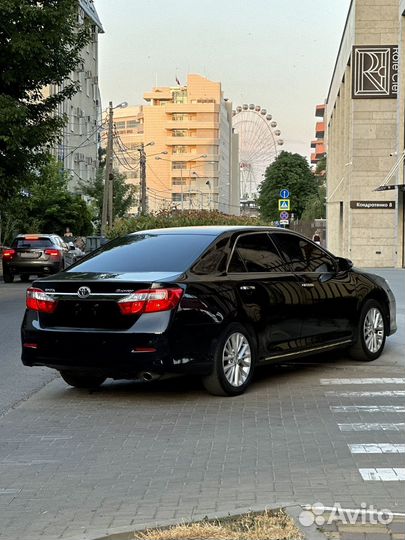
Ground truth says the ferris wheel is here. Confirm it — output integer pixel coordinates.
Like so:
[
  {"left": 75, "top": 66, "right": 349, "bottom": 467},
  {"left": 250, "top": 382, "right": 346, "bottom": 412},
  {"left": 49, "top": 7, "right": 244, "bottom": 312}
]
[{"left": 232, "top": 104, "right": 284, "bottom": 199}]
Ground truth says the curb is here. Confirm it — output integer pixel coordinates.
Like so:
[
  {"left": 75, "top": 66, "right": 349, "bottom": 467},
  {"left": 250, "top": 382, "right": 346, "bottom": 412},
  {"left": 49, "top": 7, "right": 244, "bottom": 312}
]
[{"left": 56, "top": 503, "right": 327, "bottom": 540}]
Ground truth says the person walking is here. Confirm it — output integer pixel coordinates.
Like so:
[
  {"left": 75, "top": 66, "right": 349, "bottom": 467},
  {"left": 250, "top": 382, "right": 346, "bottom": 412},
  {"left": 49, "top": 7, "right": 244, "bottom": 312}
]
[{"left": 312, "top": 230, "right": 321, "bottom": 246}]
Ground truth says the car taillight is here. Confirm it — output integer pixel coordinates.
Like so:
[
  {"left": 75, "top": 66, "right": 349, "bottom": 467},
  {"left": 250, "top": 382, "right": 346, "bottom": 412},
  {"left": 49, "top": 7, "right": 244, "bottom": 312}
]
[
  {"left": 118, "top": 288, "right": 183, "bottom": 316},
  {"left": 2, "top": 249, "right": 16, "bottom": 259},
  {"left": 44, "top": 249, "right": 60, "bottom": 257},
  {"left": 26, "top": 288, "right": 58, "bottom": 314}
]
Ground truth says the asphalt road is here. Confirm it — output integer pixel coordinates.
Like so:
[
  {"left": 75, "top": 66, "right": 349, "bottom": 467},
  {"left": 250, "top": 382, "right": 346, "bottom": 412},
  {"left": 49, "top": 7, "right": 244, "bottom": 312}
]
[
  {"left": 0, "top": 269, "right": 403, "bottom": 540},
  {"left": 0, "top": 281, "right": 56, "bottom": 417}
]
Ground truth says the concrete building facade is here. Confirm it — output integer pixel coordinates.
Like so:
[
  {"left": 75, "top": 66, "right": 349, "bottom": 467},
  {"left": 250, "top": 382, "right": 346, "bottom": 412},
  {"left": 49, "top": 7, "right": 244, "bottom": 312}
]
[
  {"left": 326, "top": 0, "right": 405, "bottom": 267},
  {"left": 142, "top": 74, "right": 239, "bottom": 214},
  {"left": 48, "top": 0, "right": 103, "bottom": 190}
]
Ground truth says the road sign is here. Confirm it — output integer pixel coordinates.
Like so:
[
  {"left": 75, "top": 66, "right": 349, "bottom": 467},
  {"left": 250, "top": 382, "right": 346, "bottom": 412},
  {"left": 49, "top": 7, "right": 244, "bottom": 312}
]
[
  {"left": 280, "top": 189, "right": 290, "bottom": 199},
  {"left": 280, "top": 219, "right": 289, "bottom": 225},
  {"left": 278, "top": 199, "right": 290, "bottom": 211},
  {"left": 280, "top": 211, "right": 289, "bottom": 220}
]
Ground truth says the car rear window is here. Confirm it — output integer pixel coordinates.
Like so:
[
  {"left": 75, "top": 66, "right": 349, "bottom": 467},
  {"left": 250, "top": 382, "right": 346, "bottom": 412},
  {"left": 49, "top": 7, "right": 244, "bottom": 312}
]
[
  {"left": 68, "top": 233, "right": 216, "bottom": 273},
  {"left": 12, "top": 238, "right": 53, "bottom": 249}
]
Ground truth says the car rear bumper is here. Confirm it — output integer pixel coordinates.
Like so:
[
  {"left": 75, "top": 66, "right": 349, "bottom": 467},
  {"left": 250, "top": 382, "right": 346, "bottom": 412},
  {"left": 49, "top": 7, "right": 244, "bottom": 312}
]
[
  {"left": 4, "top": 261, "right": 60, "bottom": 275},
  {"left": 21, "top": 312, "right": 213, "bottom": 378}
]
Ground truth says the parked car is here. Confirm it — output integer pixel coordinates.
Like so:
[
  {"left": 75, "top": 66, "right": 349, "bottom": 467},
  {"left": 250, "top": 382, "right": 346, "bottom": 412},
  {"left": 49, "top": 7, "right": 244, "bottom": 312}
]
[
  {"left": 2, "top": 234, "right": 76, "bottom": 283},
  {"left": 21, "top": 226, "right": 397, "bottom": 396}
]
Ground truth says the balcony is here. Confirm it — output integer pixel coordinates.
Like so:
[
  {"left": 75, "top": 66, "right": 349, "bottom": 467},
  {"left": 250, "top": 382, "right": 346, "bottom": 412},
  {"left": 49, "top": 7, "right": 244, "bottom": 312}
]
[
  {"left": 315, "top": 104, "right": 325, "bottom": 118},
  {"left": 165, "top": 103, "right": 219, "bottom": 113},
  {"left": 166, "top": 137, "right": 219, "bottom": 146},
  {"left": 166, "top": 121, "right": 219, "bottom": 129},
  {"left": 315, "top": 122, "right": 325, "bottom": 138}
]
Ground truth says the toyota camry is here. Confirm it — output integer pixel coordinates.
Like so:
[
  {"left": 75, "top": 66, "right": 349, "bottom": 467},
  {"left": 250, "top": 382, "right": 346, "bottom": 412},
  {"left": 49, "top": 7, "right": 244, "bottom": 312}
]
[{"left": 21, "top": 226, "right": 397, "bottom": 396}]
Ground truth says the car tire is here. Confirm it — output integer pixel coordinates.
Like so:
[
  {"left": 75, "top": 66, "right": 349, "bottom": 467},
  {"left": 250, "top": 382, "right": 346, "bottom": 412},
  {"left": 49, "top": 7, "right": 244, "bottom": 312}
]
[
  {"left": 20, "top": 274, "right": 30, "bottom": 283},
  {"left": 349, "top": 299, "right": 387, "bottom": 362},
  {"left": 202, "top": 323, "right": 255, "bottom": 396},
  {"left": 59, "top": 370, "right": 106, "bottom": 389},
  {"left": 2, "top": 267, "right": 14, "bottom": 283}
]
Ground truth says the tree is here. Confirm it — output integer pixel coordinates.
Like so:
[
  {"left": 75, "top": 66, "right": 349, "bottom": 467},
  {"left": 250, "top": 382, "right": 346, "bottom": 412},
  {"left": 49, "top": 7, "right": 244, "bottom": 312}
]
[
  {"left": 0, "top": 158, "right": 93, "bottom": 244},
  {"left": 258, "top": 151, "right": 318, "bottom": 221},
  {"left": 79, "top": 167, "right": 138, "bottom": 231},
  {"left": 0, "top": 0, "right": 91, "bottom": 204}
]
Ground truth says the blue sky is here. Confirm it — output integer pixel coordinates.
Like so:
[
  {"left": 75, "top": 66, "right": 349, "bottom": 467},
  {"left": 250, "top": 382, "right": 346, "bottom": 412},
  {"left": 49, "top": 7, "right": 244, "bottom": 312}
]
[{"left": 95, "top": 0, "right": 351, "bottom": 157}]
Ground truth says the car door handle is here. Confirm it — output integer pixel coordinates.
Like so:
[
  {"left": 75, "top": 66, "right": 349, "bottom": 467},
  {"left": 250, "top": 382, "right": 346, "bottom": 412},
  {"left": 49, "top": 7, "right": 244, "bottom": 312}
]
[
  {"left": 300, "top": 283, "right": 314, "bottom": 288},
  {"left": 240, "top": 285, "right": 256, "bottom": 291}
]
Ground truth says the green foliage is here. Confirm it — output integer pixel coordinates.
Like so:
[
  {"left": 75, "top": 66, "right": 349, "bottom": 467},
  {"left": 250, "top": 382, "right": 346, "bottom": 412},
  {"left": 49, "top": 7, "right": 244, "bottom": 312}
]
[
  {"left": 258, "top": 151, "right": 318, "bottom": 221},
  {"left": 315, "top": 156, "right": 327, "bottom": 176},
  {"left": 301, "top": 185, "right": 326, "bottom": 220},
  {"left": 79, "top": 167, "right": 138, "bottom": 231},
  {"left": 107, "top": 210, "right": 270, "bottom": 239},
  {"left": 0, "top": 0, "right": 92, "bottom": 203},
  {"left": 0, "top": 157, "right": 93, "bottom": 244}
]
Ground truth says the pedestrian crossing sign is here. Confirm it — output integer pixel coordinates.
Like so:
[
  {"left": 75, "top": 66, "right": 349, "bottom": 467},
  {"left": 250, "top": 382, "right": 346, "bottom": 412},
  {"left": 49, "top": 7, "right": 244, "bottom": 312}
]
[{"left": 278, "top": 199, "right": 290, "bottom": 211}]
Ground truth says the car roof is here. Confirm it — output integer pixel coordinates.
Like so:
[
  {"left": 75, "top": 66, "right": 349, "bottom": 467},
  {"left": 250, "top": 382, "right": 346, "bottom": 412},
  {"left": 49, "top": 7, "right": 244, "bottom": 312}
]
[{"left": 129, "top": 225, "right": 284, "bottom": 237}]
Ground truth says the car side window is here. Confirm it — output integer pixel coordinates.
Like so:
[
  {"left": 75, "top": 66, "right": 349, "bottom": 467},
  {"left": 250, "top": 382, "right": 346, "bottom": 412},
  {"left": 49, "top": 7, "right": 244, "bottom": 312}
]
[
  {"left": 228, "top": 233, "right": 287, "bottom": 273},
  {"left": 272, "top": 233, "right": 335, "bottom": 273}
]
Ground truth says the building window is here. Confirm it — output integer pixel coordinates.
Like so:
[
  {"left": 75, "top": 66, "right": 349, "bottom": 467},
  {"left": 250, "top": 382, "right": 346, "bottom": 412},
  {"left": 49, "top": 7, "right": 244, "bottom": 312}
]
[
  {"left": 172, "top": 178, "right": 186, "bottom": 185},
  {"left": 172, "top": 162, "right": 186, "bottom": 169},
  {"left": 126, "top": 120, "right": 139, "bottom": 128},
  {"left": 172, "top": 130, "right": 187, "bottom": 137},
  {"left": 114, "top": 121, "right": 125, "bottom": 129},
  {"left": 172, "top": 90, "right": 187, "bottom": 104},
  {"left": 172, "top": 193, "right": 182, "bottom": 202},
  {"left": 173, "top": 146, "right": 187, "bottom": 154}
]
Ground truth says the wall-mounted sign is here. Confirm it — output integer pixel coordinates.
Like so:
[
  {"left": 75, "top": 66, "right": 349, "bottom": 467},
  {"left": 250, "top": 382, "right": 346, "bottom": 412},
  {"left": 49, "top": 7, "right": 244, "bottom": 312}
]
[
  {"left": 352, "top": 45, "right": 398, "bottom": 99},
  {"left": 350, "top": 200, "right": 396, "bottom": 209}
]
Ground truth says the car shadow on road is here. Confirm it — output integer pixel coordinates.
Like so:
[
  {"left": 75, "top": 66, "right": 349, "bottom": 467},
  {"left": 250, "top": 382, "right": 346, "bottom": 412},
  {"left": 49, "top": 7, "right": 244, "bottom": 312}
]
[{"left": 59, "top": 350, "right": 353, "bottom": 401}]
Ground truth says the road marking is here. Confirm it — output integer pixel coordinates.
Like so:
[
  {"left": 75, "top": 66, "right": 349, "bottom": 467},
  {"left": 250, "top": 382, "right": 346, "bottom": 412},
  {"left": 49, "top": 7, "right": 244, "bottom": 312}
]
[
  {"left": 331, "top": 405, "right": 405, "bottom": 413},
  {"left": 325, "top": 391, "right": 405, "bottom": 397},
  {"left": 359, "top": 468, "right": 405, "bottom": 481},
  {"left": 349, "top": 443, "right": 405, "bottom": 454},
  {"left": 320, "top": 378, "right": 405, "bottom": 385},
  {"left": 338, "top": 423, "right": 405, "bottom": 431}
]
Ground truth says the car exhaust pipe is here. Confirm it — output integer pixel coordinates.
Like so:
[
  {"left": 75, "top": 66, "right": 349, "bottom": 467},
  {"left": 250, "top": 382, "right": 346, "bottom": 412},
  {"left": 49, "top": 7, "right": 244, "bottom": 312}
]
[{"left": 140, "top": 371, "right": 161, "bottom": 382}]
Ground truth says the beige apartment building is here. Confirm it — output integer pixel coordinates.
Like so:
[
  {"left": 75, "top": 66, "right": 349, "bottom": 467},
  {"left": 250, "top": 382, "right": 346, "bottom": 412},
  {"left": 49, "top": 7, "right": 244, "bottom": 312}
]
[
  {"left": 47, "top": 0, "right": 103, "bottom": 190},
  {"left": 112, "top": 106, "right": 144, "bottom": 212},
  {"left": 142, "top": 74, "right": 239, "bottom": 214},
  {"left": 326, "top": 0, "right": 405, "bottom": 267}
]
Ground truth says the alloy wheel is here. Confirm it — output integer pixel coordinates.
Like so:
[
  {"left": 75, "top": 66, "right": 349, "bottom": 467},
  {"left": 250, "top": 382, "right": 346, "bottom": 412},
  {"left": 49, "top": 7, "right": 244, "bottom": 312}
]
[
  {"left": 222, "top": 332, "right": 252, "bottom": 387},
  {"left": 363, "top": 307, "right": 384, "bottom": 354}
]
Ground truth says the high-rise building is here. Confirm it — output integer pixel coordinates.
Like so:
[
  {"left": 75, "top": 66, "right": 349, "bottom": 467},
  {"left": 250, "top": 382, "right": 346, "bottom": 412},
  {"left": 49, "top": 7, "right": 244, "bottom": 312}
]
[
  {"left": 326, "top": 0, "right": 405, "bottom": 267},
  {"left": 112, "top": 106, "right": 144, "bottom": 213},
  {"left": 310, "top": 104, "right": 326, "bottom": 166},
  {"left": 141, "top": 74, "right": 239, "bottom": 214},
  {"left": 47, "top": 0, "right": 103, "bottom": 190}
]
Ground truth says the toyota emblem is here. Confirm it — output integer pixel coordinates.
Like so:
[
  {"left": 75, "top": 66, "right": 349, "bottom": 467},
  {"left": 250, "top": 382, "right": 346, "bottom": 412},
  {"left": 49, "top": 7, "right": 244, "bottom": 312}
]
[{"left": 77, "top": 286, "right": 91, "bottom": 298}]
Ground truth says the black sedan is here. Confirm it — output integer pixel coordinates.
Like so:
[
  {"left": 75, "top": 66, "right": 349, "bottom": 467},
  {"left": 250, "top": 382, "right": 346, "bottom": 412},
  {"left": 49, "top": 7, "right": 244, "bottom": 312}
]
[{"left": 21, "top": 227, "right": 397, "bottom": 396}]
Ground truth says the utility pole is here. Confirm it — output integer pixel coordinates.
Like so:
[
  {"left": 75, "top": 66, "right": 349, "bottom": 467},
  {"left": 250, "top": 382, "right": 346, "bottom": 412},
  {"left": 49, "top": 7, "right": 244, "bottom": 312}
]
[
  {"left": 101, "top": 101, "right": 114, "bottom": 235},
  {"left": 139, "top": 143, "right": 147, "bottom": 215}
]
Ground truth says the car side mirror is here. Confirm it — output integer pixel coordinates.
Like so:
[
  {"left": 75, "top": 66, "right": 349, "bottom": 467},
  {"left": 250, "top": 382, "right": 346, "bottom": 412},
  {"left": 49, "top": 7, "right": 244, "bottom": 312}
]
[{"left": 336, "top": 257, "right": 353, "bottom": 272}]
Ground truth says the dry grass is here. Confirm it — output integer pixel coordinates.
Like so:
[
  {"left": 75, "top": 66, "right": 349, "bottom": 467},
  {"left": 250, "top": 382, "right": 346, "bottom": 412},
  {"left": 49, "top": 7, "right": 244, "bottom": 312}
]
[{"left": 134, "top": 509, "right": 303, "bottom": 540}]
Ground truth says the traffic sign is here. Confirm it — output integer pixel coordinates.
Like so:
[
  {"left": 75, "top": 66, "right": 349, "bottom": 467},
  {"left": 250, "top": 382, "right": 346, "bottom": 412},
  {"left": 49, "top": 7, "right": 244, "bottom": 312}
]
[
  {"left": 280, "top": 219, "right": 289, "bottom": 225},
  {"left": 278, "top": 199, "right": 290, "bottom": 211},
  {"left": 280, "top": 211, "right": 289, "bottom": 220},
  {"left": 280, "top": 189, "right": 290, "bottom": 199}
]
